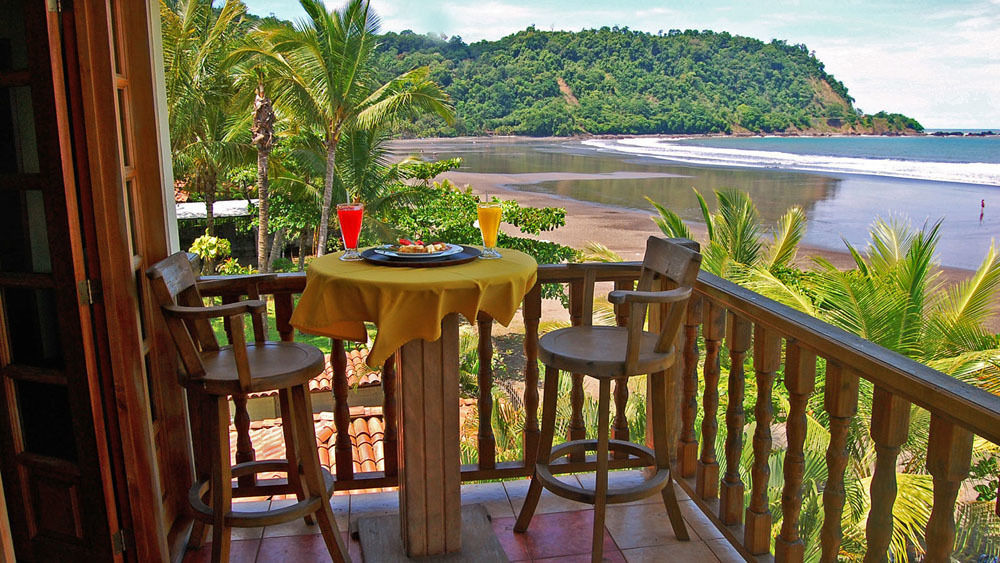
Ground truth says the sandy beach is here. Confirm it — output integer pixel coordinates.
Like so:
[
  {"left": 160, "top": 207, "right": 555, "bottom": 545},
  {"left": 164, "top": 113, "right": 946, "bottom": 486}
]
[
  {"left": 433, "top": 168, "right": 999, "bottom": 332},
  {"left": 388, "top": 137, "right": 997, "bottom": 331}
]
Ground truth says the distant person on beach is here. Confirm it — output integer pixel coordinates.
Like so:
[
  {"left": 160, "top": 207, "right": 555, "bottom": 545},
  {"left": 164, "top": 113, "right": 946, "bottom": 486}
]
[{"left": 981, "top": 199, "right": 985, "bottom": 223}]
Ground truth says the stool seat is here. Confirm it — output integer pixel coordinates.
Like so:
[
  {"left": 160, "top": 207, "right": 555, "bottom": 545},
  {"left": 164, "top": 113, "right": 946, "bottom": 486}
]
[
  {"left": 539, "top": 326, "right": 676, "bottom": 378},
  {"left": 193, "top": 341, "right": 325, "bottom": 395}
]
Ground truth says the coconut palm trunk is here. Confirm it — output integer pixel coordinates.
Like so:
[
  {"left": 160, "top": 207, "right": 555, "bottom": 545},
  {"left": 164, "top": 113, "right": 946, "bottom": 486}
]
[
  {"left": 316, "top": 137, "right": 338, "bottom": 256},
  {"left": 267, "top": 227, "right": 286, "bottom": 271},
  {"left": 252, "top": 81, "right": 276, "bottom": 271}
]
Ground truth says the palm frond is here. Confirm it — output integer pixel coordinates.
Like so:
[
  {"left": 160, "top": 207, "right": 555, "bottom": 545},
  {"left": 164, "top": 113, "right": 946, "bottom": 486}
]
[
  {"left": 764, "top": 206, "right": 805, "bottom": 271},
  {"left": 644, "top": 195, "right": 692, "bottom": 239},
  {"left": 581, "top": 242, "right": 624, "bottom": 263}
]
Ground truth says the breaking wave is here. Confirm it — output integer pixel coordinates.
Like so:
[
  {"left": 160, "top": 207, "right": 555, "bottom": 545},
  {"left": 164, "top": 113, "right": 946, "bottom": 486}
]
[{"left": 581, "top": 137, "right": 1000, "bottom": 186}]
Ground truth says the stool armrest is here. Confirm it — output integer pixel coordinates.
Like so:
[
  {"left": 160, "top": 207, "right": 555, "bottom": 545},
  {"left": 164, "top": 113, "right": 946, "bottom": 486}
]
[
  {"left": 608, "top": 287, "right": 691, "bottom": 305},
  {"left": 164, "top": 299, "right": 267, "bottom": 320}
]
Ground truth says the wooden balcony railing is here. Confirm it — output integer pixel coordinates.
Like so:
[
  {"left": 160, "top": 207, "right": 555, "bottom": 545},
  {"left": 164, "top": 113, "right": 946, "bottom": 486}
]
[{"left": 197, "top": 258, "right": 1000, "bottom": 561}]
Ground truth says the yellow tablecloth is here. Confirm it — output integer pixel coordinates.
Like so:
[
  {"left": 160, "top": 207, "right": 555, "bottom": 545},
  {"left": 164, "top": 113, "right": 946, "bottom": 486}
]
[{"left": 291, "top": 248, "right": 538, "bottom": 367}]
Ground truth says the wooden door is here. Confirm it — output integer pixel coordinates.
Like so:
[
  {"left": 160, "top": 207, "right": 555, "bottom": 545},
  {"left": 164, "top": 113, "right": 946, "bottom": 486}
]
[{"left": 0, "top": 0, "right": 121, "bottom": 560}]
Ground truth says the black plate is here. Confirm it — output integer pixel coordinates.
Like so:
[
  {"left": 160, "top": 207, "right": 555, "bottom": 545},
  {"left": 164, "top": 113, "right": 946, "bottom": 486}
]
[{"left": 360, "top": 245, "right": 482, "bottom": 267}]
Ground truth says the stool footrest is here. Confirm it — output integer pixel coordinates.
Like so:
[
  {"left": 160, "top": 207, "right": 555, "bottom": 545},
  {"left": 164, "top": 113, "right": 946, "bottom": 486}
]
[
  {"left": 535, "top": 439, "right": 670, "bottom": 505},
  {"left": 188, "top": 460, "right": 335, "bottom": 528},
  {"left": 548, "top": 439, "right": 655, "bottom": 465}
]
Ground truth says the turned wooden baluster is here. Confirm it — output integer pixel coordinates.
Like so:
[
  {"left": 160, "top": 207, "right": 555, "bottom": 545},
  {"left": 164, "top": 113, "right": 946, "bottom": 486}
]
[
  {"left": 567, "top": 279, "right": 587, "bottom": 461},
  {"left": 924, "top": 414, "right": 974, "bottom": 561},
  {"left": 218, "top": 295, "right": 257, "bottom": 486},
  {"left": 774, "top": 343, "right": 816, "bottom": 562},
  {"left": 612, "top": 279, "right": 633, "bottom": 457},
  {"left": 477, "top": 312, "right": 497, "bottom": 470},
  {"left": 744, "top": 325, "right": 781, "bottom": 553},
  {"left": 820, "top": 362, "right": 859, "bottom": 562},
  {"left": 522, "top": 284, "right": 541, "bottom": 467},
  {"left": 331, "top": 339, "right": 354, "bottom": 481},
  {"left": 696, "top": 300, "right": 726, "bottom": 500},
  {"left": 382, "top": 354, "right": 398, "bottom": 477},
  {"left": 863, "top": 386, "right": 910, "bottom": 563},
  {"left": 233, "top": 394, "right": 256, "bottom": 487},
  {"left": 719, "top": 313, "right": 751, "bottom": 526},
  {"left": 273, "top": 291, "right": 295, "bottom": 342},
  {"left": 679, "top": 295, "right": 703, "bottom": 478}
]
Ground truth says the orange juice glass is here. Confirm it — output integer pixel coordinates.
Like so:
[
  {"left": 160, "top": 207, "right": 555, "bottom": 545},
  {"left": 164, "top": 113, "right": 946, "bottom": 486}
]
[{"left": 477, "top": 201, "right": 502, "bottom": 259}]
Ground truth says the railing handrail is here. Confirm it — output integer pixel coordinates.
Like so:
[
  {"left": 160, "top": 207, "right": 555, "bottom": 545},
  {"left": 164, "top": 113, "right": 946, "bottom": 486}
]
[{"left": 694, "top": 270, "right": 1000, "bottom": 445}]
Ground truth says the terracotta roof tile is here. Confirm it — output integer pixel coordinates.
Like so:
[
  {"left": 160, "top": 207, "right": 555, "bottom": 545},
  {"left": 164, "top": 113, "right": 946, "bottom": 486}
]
[
  {"left": 248, "top": 348, "right": 381, "bottom": 399},
  {"left": 229, "top": 408, "right": 385, "bottom": 479}
]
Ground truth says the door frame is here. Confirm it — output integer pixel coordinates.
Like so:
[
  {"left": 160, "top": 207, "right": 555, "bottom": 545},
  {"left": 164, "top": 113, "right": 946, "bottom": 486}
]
[{"left": 65, "top": 0, "right": 188, "bottom": 561}]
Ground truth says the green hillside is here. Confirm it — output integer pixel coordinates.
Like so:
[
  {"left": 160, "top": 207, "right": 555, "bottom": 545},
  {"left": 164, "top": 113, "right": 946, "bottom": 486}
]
[{"left": 374, "top": 27, "right": 922, "bottom": 137}]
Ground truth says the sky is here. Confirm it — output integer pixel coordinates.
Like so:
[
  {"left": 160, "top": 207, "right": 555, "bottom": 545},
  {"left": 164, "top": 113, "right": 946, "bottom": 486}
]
[{"left": 243, "top": 0, "right": 1000, "bottom": 129}]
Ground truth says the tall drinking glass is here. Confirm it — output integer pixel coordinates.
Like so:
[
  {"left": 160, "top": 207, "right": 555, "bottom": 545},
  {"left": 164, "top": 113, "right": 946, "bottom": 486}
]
[
  {"left": 477, "top": 201, "right": 502, "bottom": 259},
  {"left": 337, "top": 202, "right": 364, "bottom": 261}
]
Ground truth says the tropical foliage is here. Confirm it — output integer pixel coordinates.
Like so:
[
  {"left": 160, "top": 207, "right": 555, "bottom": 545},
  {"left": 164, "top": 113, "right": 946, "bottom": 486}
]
[
  {"left": 375, "top": 27, "right": 923, "bottom": 137},
  {"left": 648, "top": 188, "right": 1000, "bottom": 559},
  {"left": 234, "top": 0, "right": 455, "bottom": 255}
]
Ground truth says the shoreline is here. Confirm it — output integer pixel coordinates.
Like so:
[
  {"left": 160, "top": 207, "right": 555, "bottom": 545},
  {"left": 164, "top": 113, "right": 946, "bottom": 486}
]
[
  {"left": 440, "top": 170, "right": 978, "bottom": 276},
  {"left": 437, "top": 168, "right": 1000, "bottom": 332},
  {"left": 389, "top": 136, "right": 998, "bottom": 330}
]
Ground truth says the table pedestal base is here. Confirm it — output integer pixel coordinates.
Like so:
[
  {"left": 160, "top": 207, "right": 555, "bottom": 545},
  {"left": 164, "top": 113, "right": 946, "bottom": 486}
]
[
  {"left": 357, "top": 504, "right": 507, "bottom": 562},
  {"left": 396, "top": 313, "right": 462, "bottom": 556}
]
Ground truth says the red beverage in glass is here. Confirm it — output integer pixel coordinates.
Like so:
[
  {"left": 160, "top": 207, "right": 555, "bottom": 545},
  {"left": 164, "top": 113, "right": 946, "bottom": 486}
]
[{"left": 336, "top": 203, "right": 364, "bottom": 261}]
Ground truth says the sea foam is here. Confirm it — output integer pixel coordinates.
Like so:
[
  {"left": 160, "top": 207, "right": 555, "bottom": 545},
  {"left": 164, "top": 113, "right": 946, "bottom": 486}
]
[{"left": 582, "top": 138, "right": 1000, "bottom": 186}]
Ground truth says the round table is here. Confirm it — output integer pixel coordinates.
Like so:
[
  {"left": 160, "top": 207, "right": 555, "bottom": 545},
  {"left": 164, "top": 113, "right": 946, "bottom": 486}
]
[{"left": 291, "top": 248, "right": 537, "bottom": 557}]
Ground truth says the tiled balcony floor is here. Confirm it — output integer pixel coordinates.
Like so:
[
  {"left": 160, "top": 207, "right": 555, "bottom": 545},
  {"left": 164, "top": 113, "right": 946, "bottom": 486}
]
[{"left": 182, "top": 470, "right": 744, "bottom": 562}]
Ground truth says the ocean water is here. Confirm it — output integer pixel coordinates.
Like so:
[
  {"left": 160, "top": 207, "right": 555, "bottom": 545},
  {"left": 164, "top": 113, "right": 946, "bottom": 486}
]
[
  {"left": 393, "top": 136, "right": 1000, "bottom": 270},
  {"left": 583, "top": 136, "right": 1000, "bottom": 185}
]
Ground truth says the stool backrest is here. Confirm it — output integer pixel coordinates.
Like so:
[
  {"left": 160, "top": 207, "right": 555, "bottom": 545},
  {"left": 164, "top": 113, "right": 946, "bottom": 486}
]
[
  {"left": 627, "top": 237, "right": 702, "bottom": 372},
  {"left": 146, "top": 252, "right": 220, "bottom": 383}
]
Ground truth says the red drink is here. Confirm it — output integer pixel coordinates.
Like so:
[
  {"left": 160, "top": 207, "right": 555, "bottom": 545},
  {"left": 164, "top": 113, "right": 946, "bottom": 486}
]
[{"left": 336, "top": 203, "right": 364, "bottom": 261}]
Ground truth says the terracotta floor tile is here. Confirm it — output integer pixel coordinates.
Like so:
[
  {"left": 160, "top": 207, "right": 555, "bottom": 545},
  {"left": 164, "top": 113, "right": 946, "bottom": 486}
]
[
  {"left": 508, "top": 509, "right": 619, "bottom": 559},
  {"left": 256, "top": 534, "right": 344, "bottom": 562},
  {"left": 490, "top": 516, "right": 532, "bottom": 562},
  {"left": 677, "top": 499, "right": 725, "bottom": 540},
  {"left": 182, "top": 539, "right": 260, "bottom": 563},
  {"left": 705, "top": 538, "right": 745, "bottom": 562},
  {"left": 262, "top": 496, "right": 349, "bottom": 537},
  {"left": 622, "top": 541, "right": 721, "bottom": 562},
  {"left": 505, "top": 475, "right": 592, "bottom": 516},
  {"left": 461, "top": 481, "right": 515, "bottom": 518},
  {"left": 603, "top": 502, "right": 690, "bottom": 549},
  {"left": 575, "top": 470, "right": 690, "bottom": 505}
]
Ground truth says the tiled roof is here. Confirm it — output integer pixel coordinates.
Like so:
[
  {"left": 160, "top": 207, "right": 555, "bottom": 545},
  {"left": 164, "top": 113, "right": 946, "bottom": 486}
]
[
  {"left": 173, "top": 181, "right": 190, "bottom": 202},
  {"left": 248, "top": 349, "right": 381, "bottom": 399},
  {"left": 230, "top": 407, "right": 384, "bottom": 478}
]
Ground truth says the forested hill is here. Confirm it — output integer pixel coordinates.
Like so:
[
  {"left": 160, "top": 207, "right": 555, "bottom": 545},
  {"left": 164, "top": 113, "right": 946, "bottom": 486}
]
[{"left": 374, "top": 27, "right": 922, "bottom": 137}]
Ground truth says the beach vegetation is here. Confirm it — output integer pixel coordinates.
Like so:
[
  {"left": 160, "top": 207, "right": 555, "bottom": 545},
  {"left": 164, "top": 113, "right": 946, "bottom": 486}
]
[
  {"left": 229, "top": 0, "right": 455, "bottom": 256},
  {"left": 644, "top": 189, "right": 1000, "bottom": 558}
]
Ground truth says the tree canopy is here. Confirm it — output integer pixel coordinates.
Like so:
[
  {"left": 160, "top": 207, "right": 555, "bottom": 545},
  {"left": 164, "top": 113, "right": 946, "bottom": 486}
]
[{"left": 374, "top": 27, "right": 923, "bottom": 137}]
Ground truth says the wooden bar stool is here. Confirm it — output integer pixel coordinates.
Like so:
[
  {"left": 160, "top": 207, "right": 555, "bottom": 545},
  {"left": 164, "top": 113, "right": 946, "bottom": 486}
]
[
  {"left": 514, "top": 237, "right": 701, "bottom": 562},
  {"left": 147, "top": 253, "right": 350, "bottom": 563}
]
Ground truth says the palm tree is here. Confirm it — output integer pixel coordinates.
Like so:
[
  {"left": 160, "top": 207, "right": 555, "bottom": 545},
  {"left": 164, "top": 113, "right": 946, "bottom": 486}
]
[
  {"left": 648, "top": 188, "right": 806, "bottom": 278},
  {"left": 240, "top": 0, "right": 455, "bottom": 255},
  {"left": 251, "top": 76, "right": 277, "bottom": 271},
  {"left": 161, "top": 0, "right": 249, "bottom": 237}
]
